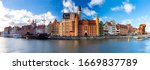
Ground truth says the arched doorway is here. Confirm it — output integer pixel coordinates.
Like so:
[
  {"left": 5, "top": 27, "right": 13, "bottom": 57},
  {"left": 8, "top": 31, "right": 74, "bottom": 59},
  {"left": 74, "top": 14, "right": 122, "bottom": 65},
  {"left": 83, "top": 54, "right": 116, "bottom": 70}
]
[{"left": 84, "top": 31, "right": 88, "bottom": 36}]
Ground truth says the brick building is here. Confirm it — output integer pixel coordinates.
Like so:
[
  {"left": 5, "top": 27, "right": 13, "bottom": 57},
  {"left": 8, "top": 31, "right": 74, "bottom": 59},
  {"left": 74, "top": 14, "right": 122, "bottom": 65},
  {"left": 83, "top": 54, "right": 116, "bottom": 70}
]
[
  {"left": 116, "top": 24, "right": 128, "bottom": 35},
  {"left": 47, "top": 6, "right": 100, "bottom": 37},
  {"left": 78, "top": 17, "right": 99, "bottom": 36}
]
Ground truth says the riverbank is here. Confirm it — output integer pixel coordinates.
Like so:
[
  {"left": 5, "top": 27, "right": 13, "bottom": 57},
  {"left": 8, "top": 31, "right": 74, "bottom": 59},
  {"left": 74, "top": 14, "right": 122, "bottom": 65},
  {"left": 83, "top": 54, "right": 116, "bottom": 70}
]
[
  {"left": 1, "top": 34, "right": 150, "bottom": 40},
  {"left": 48, "top": 36, "right": 133, "bottom": 40}
]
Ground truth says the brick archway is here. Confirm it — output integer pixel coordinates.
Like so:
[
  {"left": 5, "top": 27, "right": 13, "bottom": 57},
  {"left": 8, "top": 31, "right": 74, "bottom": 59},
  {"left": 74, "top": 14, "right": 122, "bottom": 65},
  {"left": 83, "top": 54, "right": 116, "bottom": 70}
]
[{"left": 84, "top": 31, "right": 88, "bottom": 36}]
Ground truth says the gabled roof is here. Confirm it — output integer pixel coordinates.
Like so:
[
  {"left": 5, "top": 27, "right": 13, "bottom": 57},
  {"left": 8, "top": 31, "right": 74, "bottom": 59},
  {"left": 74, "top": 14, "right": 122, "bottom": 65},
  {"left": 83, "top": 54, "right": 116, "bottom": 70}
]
[
  {"left": 53, "top": 19, "right": 57, "bottom": 23},
  {"left": 116, "top": 24, "right": 128, "bottom": 29},
  {"left": 105, "top": 22, "right": 112, "bottom": 26}
]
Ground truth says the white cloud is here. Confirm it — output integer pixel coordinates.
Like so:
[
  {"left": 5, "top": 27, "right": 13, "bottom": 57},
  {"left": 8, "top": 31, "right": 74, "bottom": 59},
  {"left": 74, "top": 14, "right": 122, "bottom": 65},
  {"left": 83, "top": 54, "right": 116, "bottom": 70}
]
[
  {"left": 62, "top": 0, "right": 98, "bottom": 18},
  {"left": 88, "top": 0, "right": 104, "bottom": 8},
  {"left": 137, "top": 16, "right": 148, "bottom": 22},
  {"left": 146, "top": 23, "right": 150, "bottom": 32},
  {"left": 120, "top": 19, "right": 133, "bottom": 25},
  {"left": 101, "top": 16, "right": 113, "bottom": 22},
  {"left": 82, "top": 7, "right": 96, "bottom": 16},
  {"left": 101, "top": 16, "right": 108, "bottom": 19},
  {"left": 9, "top": 10, "right": 33, "bottom": 20},
  {"left": 123, "top": 2, "right": 135, "bottom": 13},
  {"left": 0, "top": 1, "right": 56, "bottom": 31},
  {"left": 111, "top": 1, "right": 135, "bottom": 13},
  {"left": 35, "top": 12, "right": 56, "bottom": 25},
  {"left": 111, "top": 6, "right": 122, "bottom": 11},
  {"left": 62, "top": 0, "right": 77, "bottom": 13}
]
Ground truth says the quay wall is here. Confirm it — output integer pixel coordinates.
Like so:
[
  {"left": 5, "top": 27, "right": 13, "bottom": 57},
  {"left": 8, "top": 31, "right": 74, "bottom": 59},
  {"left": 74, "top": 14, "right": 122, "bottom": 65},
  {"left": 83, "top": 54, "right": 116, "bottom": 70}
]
[{"left": 48, "top": 36, "right": 134, "bottom": 40}]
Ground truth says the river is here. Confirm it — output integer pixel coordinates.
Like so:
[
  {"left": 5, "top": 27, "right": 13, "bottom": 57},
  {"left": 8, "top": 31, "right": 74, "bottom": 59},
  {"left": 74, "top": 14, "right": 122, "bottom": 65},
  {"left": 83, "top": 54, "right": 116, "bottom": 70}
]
[{"left": 0, "top": 37, "right": 150, "bottom": 53}]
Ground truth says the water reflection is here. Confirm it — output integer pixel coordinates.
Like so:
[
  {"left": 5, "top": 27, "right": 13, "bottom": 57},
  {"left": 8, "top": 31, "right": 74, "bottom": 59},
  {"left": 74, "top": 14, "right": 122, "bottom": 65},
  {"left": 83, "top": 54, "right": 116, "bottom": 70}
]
[{"left": 0, "top": 37, "right": 150, "bottom": 53}]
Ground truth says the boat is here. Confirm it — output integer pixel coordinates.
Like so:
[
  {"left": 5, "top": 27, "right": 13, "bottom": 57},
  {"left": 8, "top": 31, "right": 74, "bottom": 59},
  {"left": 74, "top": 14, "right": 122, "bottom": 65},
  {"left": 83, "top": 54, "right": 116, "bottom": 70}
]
[
  {"left": 25, "top": 35, "right": 36, "bottom": 39},
  {"left": 25, "top": 33, "right": 48, "bottom": 39},
  {"left": 36, "top": 33, "right": 49, "bottom": 39}
]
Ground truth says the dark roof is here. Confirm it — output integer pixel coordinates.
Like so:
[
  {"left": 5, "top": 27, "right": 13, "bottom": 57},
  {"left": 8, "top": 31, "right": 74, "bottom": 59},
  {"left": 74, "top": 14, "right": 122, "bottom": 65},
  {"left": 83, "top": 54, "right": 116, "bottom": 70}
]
[
  {"left": 63, "top": 13, "right": 70, "bottom": 19},
  {"left": 63, "top": 13, "right": 78, "bottom": 19}
]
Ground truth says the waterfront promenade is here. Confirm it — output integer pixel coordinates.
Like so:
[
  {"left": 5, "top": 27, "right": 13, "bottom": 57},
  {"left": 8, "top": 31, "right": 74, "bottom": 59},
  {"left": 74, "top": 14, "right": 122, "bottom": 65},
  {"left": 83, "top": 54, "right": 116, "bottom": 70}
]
[
  {"left": 48, "top": 34, "right": 150, "bottom": 40},
  {"left": 1, "top": 33, "right": 150, "bottom": 40}
]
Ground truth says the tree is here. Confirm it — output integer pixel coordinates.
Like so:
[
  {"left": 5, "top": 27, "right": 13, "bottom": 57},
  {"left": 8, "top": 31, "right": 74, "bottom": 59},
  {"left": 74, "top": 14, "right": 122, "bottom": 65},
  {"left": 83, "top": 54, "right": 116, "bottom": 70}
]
[{"left": 99, "top": 21, "right": 104, "bottom": 36}]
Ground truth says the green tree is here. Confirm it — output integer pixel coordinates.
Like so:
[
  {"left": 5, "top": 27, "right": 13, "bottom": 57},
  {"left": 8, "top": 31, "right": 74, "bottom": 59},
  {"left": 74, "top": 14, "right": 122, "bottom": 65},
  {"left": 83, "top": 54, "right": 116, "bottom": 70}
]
[{"left": 99, "top": 21, "right": 104, "bottom": 36}]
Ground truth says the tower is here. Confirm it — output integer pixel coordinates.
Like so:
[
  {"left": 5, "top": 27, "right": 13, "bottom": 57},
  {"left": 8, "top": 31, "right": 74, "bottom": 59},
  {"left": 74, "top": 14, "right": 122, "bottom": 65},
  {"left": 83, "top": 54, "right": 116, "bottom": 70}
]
[
  {"left": 77, "top": 6, "right": 81, "bottom": 19},
  {"left": 75, "top": 15, "right": 79, "bottom": 36},
  {"left": 74, "top": 6, "right": 81, "bottom": 36},
  {"left": 96, "top": 16, "right": 100, "bottom": 36}
]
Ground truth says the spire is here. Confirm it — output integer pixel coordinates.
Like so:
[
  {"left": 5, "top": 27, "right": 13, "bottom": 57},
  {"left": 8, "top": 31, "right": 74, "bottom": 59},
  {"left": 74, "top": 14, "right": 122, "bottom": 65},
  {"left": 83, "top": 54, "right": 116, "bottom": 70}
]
[
  {"left": 77, "top": 6, "right": 81, "bottom": 19},
  {"left": 78, "top": 6, "right": 81, "bottom": 11},
  {"left": 54, "top": 19, "right": 57, "bottom": 23}
]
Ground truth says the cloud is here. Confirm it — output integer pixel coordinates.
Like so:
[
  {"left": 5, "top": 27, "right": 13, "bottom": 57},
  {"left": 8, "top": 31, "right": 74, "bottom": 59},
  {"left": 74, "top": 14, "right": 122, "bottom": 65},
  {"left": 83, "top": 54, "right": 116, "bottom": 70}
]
[
  {"left": 111, "top": 1, "right": 135, "bottom": 13},
  {"left": 62, "top": 0, "right": 98, "bottom": 18},
  {"left": 146, "top": 23, "right": 150, "bottom": 32},
  {"left": 137, "top": 16, "right": 148, "bottom": 22},
  {"left": 136, "top": 16, "right": 150, "bottom": 32},
  {"left": 123, "top": 2, "right": 135, "bottom": 13},
  {"left": 82, "top": 7, "right": 97, "bottom": 16},
  {"left": 88, "top": 0, "right": 104, "bottom": 8},
  {"left": 34, "top": 12, "right": 56, "bottom": 25},
  {"left": 101, "top": 16, "right": 113, "bottom": 22},
  {"left": 62, "top": 0, "right": 77, "bottom": 13},
  {"left": 111, "top": 6, "right": 122, "bottom": 11},
  {"left": 0, "top": 1, "right": 56, "bottom": 31},
  {"left": 120, "top": 19, "right": 133, "bottom": 24},
  {"left": 8, "top": 9, "right": 33, "bottom": 24}
]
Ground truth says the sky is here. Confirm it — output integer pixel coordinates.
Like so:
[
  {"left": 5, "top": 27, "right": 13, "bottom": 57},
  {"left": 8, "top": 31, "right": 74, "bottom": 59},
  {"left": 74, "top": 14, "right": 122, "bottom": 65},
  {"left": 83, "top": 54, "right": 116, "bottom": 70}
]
[{"left": 0, "top": 0, "right": 150, "bottom": 32}]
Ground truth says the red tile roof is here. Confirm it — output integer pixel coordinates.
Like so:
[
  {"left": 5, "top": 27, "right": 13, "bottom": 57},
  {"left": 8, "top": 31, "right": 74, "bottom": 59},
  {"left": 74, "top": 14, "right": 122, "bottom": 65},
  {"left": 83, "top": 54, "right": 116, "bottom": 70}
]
[
  {"left": 79, "top": 20, "right": 96, "bottom": 25},
  {"left": 105, "top": 22, "right": 112, "bottom": 26},
  {"left": 116, "top": 24, "right": 128, "bottom": 29}
]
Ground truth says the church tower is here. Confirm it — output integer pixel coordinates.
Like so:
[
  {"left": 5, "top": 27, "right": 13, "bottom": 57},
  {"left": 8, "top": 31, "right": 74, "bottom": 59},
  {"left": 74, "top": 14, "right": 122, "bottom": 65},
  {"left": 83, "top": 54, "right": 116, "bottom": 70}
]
[
  {"left": 75, "top": 6, "right": 81, "bottom": 36},
  {"left": 77, "top": 6, "right": 81, "bottom": 19},
  {"left": 96, "top": 16, "right": 100, "bottom": 36}
]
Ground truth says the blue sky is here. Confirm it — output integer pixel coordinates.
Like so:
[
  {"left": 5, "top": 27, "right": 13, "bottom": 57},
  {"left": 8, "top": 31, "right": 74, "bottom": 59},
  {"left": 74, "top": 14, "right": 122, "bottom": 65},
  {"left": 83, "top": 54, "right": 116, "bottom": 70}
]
[{"left": 0, "top": 0, "right": 150, "bottom": 32}]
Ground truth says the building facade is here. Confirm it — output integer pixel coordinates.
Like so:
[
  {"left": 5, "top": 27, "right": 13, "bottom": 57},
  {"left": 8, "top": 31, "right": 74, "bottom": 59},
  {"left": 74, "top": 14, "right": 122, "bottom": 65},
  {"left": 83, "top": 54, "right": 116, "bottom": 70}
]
[
  {"left": 116, "top": 24, "right": 128, "bottom": 35},
  {"left": 103, "top": 21, "right": 117, "bottom": 35},
  {"left": 103, "top": 22, "right": 113, "bottom": 35},
  {"left": 78, "top": 20, "right": 97, "bottom": 36},
  {"left": 51, "top": 19, "right": 60, "bottom": 36},
  {"left": 138, "top": 24, "right": 146, "bottom": 35},
  {"left": 60, "top": 6, "right": 99, "bottom": 36}
]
